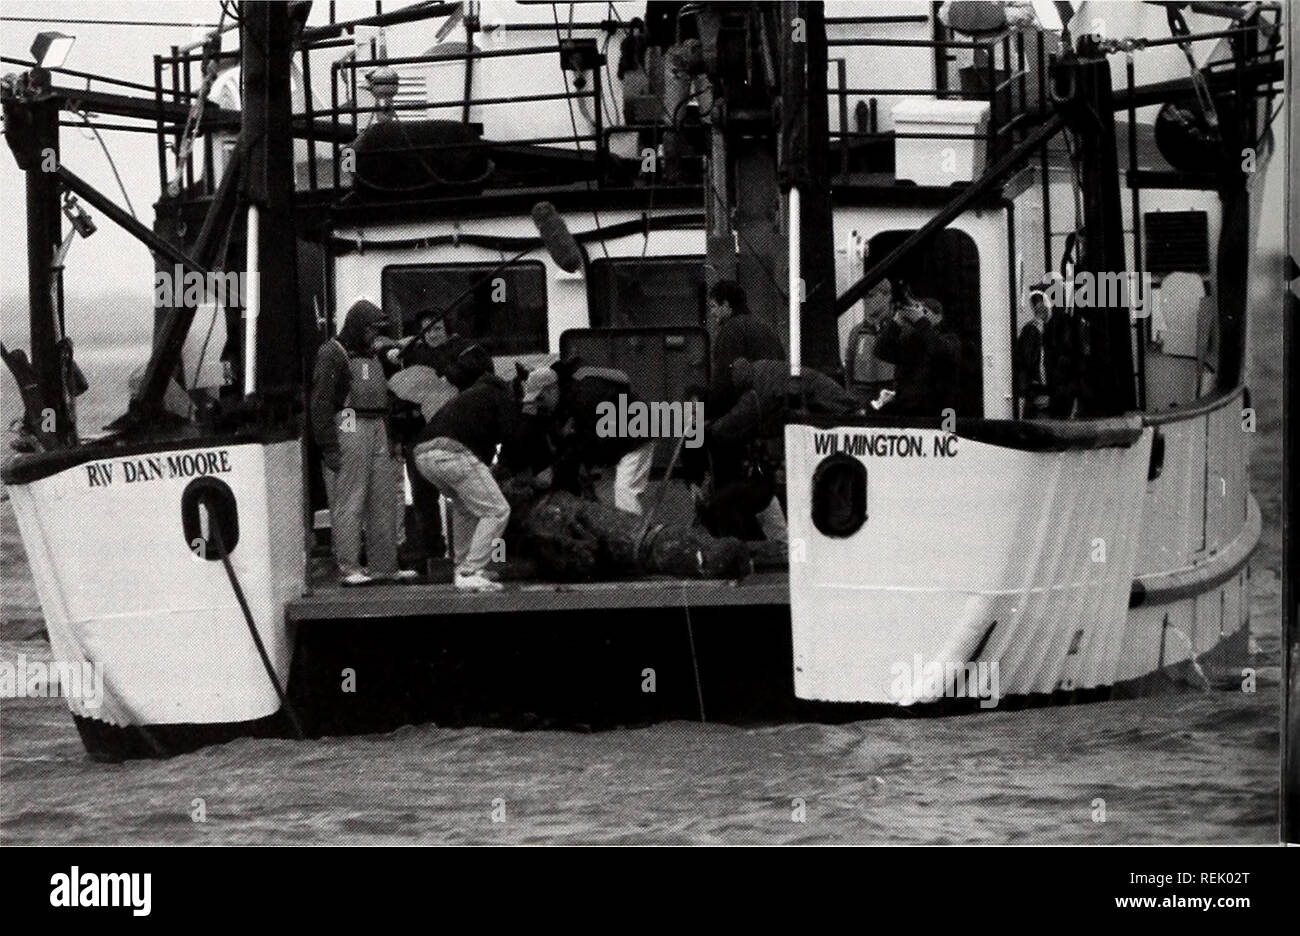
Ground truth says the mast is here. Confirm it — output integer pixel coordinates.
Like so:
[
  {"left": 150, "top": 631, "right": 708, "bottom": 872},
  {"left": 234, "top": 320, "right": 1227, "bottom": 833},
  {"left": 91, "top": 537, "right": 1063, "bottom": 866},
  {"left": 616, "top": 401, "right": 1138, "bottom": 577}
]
[
  {"left": 1058, "top": 37, "right": 1137, "bottom": 417},
  {"left": 240, "top": 0, "right": 303, "bottom": 425},
  {"left": 783, "top": 0, "right": 838, "bottom": 376},
  {"left": 763, "top": 0, "right": 839, "bottom": 377},
  {"left": 3, "top": 77, "right": 70, "bottom": 445},
  {"left": 1284, "top": 0, "right": 1299, "bottom": 848}
]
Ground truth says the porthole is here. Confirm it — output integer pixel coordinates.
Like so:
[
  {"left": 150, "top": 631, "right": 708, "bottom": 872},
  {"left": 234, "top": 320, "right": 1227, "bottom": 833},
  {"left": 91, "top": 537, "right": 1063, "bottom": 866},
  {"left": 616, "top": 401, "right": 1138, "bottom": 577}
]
[{"left": 811, "top": 454, "right": 867, "bottom": 538}]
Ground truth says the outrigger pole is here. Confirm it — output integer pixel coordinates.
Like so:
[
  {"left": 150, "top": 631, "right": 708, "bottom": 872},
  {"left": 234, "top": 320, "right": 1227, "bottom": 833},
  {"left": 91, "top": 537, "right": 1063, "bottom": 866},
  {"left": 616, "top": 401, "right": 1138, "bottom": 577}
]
[{"left": 2, "top": 72, "right": 70, "bottom": 445}]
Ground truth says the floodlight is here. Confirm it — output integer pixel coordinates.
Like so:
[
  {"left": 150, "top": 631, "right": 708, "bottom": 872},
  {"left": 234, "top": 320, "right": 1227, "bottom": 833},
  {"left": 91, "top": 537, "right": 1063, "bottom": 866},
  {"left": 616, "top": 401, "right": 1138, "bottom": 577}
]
[{"left": 31, "top": 32, "right": 75, "bottom": 70}]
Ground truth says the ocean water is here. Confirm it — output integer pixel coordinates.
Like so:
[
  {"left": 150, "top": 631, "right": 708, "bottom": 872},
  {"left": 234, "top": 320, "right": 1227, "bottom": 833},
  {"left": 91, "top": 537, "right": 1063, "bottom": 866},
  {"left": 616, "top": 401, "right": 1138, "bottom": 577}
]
[{"left": 0, "top": 259, "right": 1287, "bottom": 845}]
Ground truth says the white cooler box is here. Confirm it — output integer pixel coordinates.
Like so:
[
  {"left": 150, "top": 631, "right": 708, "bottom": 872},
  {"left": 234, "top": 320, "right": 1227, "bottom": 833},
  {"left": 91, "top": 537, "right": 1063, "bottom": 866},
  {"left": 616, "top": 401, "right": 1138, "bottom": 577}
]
[{"left": 891, "top": 98, "right": 991, "bottom": 186}]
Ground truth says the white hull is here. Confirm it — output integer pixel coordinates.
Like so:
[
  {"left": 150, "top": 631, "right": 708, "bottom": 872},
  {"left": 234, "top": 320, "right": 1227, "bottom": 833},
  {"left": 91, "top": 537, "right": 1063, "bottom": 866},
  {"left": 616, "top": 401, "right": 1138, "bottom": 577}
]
[
  {"left": 7, "top": 440, "right": 304, "bottom": 729},
  {"left": 785, "top": 388, "right": 1258, "bottom": 705}
]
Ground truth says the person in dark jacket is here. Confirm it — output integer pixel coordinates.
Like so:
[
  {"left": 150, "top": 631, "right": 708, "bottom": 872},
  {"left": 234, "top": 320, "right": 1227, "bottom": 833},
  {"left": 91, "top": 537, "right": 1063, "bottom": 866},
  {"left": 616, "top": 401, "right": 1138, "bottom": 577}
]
[
  {"left": 521, "top": 361, "right": 657, "bottom": 515},
  {"left": 310, "top": 297, "right": 414, "bottom": 585},
  {"left": 874, "top": 297, "right": 963, "bottom": 418},
  {"left": 1043, "top": 298, "right": 1080, "bottom": 419},
  {"left": 411, "top": 371, "right": 524, "bottom": 592},
  {"left": 708, "top": 279, "right": 787, "bottom": 413},
  {"left": 385, "top": 307, "right": 494, "bottom": 392},
  {"left": 1015, "top": 290, "right": 1051, "bottom": 418},
  {"left": 382, "top": 308, "right": 496, "bottom": 567},
  {"left": 702, "top": 358, "right": 859, "bottom": 541}
]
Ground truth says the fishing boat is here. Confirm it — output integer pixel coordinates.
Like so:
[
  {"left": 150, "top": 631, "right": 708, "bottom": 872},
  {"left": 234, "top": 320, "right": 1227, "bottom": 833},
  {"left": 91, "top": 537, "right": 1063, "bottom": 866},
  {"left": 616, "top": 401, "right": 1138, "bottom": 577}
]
[{"left": 0, "top": 1, "right": 1284, "bottom": 759}]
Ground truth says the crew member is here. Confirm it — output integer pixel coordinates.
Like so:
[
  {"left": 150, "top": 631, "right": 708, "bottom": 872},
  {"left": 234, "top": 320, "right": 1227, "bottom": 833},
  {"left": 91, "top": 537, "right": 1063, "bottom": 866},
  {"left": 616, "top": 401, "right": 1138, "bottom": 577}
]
[
  {"left": 382, "top": 308, "right": 498, "bottom": 567},
  {"left": 708, "top": 279, "right": 786, "bottom": 413},
  {"left": 521, "top": 362, "right": 657, "bottom": 515},
  {"left": 411, "top": 370, "right": 524, "bottom": 593},
  {"left": 310, "top": 297, "right": 415, "bottom": 586},
  {"left": 1015, "top": 289, "right": 1051, "bottom": 418},
  {"left": 874, "top": 296, "right": 962, "bottom": 418},
  {"left": 646, "top": 1, "right": 705, "bottom": 183},
  {"left": 386, "top": 307, "right": 494, "bottom": 391},
  {"left": 702, "top": 357, "right": 859, "bottom": 541}
]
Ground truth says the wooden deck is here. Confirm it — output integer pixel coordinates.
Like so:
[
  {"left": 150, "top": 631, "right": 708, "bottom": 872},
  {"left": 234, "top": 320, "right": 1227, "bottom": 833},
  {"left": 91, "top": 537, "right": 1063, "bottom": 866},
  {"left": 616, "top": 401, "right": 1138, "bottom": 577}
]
[{"left": 288, "top": 570, "right": 791, "bottom": 621}]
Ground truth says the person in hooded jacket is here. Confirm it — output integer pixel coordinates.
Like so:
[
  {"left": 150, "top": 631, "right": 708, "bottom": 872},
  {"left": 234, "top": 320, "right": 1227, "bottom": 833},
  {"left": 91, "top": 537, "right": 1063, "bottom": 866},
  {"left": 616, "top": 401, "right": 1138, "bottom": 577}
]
[{"left": 310, "top": 297, "right": 416, "bottom": 586}]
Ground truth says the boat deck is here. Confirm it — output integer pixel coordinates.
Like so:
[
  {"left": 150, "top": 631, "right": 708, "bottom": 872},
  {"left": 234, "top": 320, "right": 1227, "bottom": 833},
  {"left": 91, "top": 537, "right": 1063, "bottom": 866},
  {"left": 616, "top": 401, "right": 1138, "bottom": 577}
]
[{"left": 289, "top": 570, "right": 791, "bottom": 621}]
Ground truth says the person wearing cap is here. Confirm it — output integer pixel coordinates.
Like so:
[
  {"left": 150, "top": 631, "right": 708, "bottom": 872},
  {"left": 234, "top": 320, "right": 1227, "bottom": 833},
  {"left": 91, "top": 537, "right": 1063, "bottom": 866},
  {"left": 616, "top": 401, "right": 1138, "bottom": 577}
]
[
  {"left": 310, "top": 297, "right": 416, "bottom": 586},
  {"left": 411, "top": 369, "right": 524, "bottom": 592},
  {"left": 522, "top": 362, "right": 656, "bottom": 515}
]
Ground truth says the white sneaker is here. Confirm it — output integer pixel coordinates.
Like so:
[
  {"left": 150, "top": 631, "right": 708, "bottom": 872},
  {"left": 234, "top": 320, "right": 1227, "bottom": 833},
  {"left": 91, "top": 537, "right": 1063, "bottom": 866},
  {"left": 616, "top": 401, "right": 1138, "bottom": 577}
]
[
  {"left": 455, "top": 572, "right": 503, "bottom": 592},
  {"left": 388, "top": 569, "right": 420, "bottom": 583},
  {"left": 340, "top": 571, "right": 375, "bottom": 587}
]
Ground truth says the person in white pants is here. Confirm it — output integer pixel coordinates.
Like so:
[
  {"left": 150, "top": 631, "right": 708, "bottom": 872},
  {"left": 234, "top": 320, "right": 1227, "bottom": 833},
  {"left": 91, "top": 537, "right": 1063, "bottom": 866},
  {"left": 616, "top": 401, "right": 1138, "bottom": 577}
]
[
  {"left": 410, "top": 368, "right": 521, "bottom": 593},
  {"left": 521, "top": 364, "right": 658, "bottom": 516},
  {"left": 413, "top": 441, "right": 509, "bottom": 589}
]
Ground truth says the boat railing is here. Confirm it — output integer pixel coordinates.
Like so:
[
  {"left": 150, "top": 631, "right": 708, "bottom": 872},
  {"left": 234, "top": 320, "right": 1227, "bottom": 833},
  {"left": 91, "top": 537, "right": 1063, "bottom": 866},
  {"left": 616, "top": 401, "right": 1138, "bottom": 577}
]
[
  {"left": 826, "top": 24, "right": 1051, "bottom": 182},
  {"left": 153, "top": 11, "right": 1060, "bottom": 201},
  {"left": 154, "top": 28, "right": 613, "bottom": 200}
]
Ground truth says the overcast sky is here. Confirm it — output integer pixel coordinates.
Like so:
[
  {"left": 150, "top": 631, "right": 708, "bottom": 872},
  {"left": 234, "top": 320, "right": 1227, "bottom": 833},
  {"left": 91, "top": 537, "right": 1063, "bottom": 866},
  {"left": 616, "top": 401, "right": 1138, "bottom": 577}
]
[{"left": 0, "top": 0, "right": 382, "bottom": 342}]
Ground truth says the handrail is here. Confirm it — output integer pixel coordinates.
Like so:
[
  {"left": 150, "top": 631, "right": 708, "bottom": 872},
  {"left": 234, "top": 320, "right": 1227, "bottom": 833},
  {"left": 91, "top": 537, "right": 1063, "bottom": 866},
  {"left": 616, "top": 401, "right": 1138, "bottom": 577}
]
[
  {"left": 314, "top": 87, "right": 595, "bottom": 119},
  {"left": 0, "top": 55, "right": 198, "bottom": 99},
  {"left": 1141, "top": 384, "right": 1245, "bottom": 427},
  {"left": 332, "top": 44, "right": 566, "bottom": 69}
]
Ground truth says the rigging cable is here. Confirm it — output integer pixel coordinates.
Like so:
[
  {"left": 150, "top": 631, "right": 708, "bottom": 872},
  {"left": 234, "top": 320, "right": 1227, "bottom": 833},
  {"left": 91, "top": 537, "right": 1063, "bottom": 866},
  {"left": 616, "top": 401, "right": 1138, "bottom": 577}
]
[
  {"left": 168, "top": 5, "right": 228, "bottom": 197},
  {"left": 551, "top": 1, "right": 610, "bottom": 260},
  {"left": 185, "top": 203, "right": 239, "bottom": 393},
  {"left": 73, "top": 109, "right": 137, "bottom": 219},
  {"left": 0, "top": 15, "right": 222, "bottom": 28}
]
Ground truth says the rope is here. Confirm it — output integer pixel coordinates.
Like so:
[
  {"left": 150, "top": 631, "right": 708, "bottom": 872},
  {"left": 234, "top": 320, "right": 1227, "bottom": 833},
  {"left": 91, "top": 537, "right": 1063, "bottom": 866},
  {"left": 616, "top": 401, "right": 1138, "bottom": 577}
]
[
  {"left": 681, "top": 583, "right": 706, "bottom": 722},
  {"left": 209, "top": 508, "right": 306, "bottom": 740}
]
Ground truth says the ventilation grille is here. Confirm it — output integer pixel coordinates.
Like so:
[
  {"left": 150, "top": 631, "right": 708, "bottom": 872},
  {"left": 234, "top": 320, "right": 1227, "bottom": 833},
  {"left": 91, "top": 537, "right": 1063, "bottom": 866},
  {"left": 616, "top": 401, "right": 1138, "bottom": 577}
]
[{"left": 1144, "top": 210, "right": 1210, "bottom": 276}]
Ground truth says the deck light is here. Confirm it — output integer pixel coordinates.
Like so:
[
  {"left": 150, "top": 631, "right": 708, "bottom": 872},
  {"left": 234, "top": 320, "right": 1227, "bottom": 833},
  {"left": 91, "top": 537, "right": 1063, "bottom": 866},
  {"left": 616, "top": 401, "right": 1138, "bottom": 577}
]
[
  {"left": 366, "top": 64, "right": 400, "bottom": 122},
  {"left": 30, "top": 32, "right": 75, "bottom": 70}
]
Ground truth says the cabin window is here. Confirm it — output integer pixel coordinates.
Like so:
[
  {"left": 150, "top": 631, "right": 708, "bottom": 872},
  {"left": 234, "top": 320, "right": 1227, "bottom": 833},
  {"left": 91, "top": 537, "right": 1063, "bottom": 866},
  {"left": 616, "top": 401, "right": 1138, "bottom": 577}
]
[
  {"left": 382, "top": 261, "right": 548, "bottom": 355},
  {"left": 864, "top": 229, "right": 983, "bottom": 417},
  {"left": 588, "top": 257, "right": 706, "bottom": 328}
]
